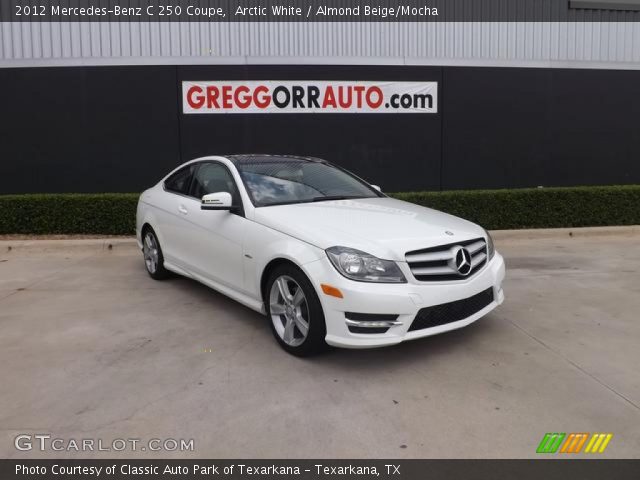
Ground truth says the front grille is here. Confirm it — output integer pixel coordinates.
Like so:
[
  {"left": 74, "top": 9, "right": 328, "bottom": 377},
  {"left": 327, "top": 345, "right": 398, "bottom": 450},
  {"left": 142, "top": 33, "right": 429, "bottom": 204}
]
[
  {"left": 405, "top": 237, "right": 488, "bottom": 281},
  {"left": 408, "top": 287, "right": 494, "bottom": 332}
]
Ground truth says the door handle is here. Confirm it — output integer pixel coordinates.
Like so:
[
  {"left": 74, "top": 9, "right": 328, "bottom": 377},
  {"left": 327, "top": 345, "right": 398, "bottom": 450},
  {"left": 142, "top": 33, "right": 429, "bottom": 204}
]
[{"left": 178, "top": 205, "right": 188, "bottom": 215}]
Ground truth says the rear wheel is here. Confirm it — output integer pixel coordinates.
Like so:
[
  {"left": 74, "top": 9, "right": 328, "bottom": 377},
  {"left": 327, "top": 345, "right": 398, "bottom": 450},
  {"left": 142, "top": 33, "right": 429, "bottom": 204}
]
[
  {"left": 142, "top": 228, "right": 169, "bottom": 280},
  {"left": 266, "top": 265, "right": 328, "bottom": 356}
]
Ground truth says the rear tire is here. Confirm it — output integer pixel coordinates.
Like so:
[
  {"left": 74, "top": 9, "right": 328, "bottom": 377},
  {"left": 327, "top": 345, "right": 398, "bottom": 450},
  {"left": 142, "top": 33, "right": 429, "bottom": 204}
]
[
  {"left": 266, "top": 264, "right": 328, "bottom": 357},
  {"left": 142, "top": 228, "right": 169, "bottom": 280}
]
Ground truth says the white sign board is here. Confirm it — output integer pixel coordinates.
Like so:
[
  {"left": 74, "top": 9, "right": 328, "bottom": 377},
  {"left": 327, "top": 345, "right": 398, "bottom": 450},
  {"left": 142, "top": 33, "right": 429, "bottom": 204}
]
[{"left": 182, "top": 81, "right": 438, "bottom": 114}]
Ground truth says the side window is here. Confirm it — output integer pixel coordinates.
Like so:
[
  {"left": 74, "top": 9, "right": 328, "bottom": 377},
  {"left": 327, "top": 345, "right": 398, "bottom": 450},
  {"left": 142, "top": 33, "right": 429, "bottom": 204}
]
[
  {"left": 191, "top": 163, "right": 239, "bottom": 202},
  {"left": 164, "top": 165, "right": 196, "bottom": 195}
]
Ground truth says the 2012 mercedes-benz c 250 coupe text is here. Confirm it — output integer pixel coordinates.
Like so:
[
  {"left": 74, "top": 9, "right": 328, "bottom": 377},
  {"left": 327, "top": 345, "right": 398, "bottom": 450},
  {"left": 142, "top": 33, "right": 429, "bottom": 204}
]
[{"left": 136, "top": 155, "right": 505, "bottom": 356}]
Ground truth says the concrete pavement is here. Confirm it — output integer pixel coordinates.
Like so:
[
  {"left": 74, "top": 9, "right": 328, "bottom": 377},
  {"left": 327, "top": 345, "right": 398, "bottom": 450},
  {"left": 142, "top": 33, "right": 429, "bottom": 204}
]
[{"left": 0, "top": 230, "right": 639, "bottom": 458}]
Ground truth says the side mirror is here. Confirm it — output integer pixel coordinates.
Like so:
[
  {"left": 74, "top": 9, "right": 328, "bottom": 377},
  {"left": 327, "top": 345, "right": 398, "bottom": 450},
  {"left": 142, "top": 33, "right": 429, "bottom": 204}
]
[
  {"left": 371, "top": 185, "right": 382, "bottom": 193},
  {"left": 201, "top": 192, "right": 236, "bottom": 211}
]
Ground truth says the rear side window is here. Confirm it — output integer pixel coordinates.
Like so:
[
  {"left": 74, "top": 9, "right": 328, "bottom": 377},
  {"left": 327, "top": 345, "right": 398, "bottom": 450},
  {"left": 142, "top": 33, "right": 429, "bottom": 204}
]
[{"left": 164, "top": 165, "right": 196, "bottom": 195}]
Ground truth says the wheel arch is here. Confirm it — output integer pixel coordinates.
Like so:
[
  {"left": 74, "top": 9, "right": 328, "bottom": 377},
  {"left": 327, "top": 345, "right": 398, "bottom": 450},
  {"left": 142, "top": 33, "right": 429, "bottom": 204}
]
[
  {"left": 140, "top": 222, "right": 157, "bottom": 249},
  {"left": 137, "top": 211, "right": 164, "bottom": 251},
  {"left": 141, "top": 222, "right": 154, "bottom": 235},
  {"left": 260, "top": 258, "right": 304, "bottom": 304}
]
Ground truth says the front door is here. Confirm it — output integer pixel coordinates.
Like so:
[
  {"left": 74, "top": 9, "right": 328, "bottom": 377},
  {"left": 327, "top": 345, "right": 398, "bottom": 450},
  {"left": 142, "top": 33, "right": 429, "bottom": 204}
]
[{"left": 182, "top": 162, "right": 246, "bottom": 291}]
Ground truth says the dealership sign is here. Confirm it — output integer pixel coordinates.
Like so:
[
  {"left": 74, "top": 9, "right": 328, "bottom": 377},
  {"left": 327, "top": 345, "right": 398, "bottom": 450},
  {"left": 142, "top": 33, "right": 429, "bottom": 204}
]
[{"left": 182, "top": 81, "right": 437, "bottom": 114}]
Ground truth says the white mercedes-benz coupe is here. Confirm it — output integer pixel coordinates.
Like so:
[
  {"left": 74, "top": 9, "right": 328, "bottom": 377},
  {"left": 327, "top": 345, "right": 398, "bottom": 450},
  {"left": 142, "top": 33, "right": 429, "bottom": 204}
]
[{"left": 136, "top": 155, "right": 505, "bottom": 356}]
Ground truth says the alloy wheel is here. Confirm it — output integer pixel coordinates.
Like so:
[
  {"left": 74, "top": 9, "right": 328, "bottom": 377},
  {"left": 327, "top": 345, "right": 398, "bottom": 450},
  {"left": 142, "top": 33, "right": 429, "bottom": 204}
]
[
  {"left": 143, "top": 232, "right": 159, "bottom": 274},
  {"left": 269, "top": 275, "right": 310, "bottom": 347}
]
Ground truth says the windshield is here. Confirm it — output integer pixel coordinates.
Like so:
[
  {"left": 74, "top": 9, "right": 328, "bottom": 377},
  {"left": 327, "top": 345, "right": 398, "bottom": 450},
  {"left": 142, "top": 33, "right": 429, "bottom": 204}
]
[{"left": 235, "top": 158, "right": 381, "bottom": 207}]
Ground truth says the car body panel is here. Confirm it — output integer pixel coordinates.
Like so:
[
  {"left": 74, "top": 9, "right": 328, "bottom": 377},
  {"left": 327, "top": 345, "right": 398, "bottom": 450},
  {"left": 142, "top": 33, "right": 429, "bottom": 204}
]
[
  {"left": 240, "top": 218, "right": 326, "bottom": 304},
  {"left": 174, "top": 194, "right": 246, "bottom": 291},
  {"left": 302, "top": 253, "right": 505, "bottom": 348},
  {"left": 253, "top": 196, "right": 483, "bottom": 261}
]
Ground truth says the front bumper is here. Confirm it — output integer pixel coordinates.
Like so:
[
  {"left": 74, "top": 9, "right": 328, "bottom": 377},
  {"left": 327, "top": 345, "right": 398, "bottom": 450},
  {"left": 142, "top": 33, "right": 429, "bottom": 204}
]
[{"left": 303, "top": 252, "right": 506, "bottom": 348}]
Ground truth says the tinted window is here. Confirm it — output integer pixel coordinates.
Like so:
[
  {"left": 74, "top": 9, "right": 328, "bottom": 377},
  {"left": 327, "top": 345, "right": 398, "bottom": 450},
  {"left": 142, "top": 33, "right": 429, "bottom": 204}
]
[
  {"left": 236, "top": 159, "right": 379, "bottom": 207},
  {"left": 164, "top": 165, "right": 196, "bottom": 195},
  {"left": 191, "top": 163, "right": 239, "bottom": 202}
]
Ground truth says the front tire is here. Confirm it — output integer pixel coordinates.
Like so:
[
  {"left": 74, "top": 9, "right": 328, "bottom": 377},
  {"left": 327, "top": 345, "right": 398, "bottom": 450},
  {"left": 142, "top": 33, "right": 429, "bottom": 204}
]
[
  {"left": 266, "top": 265, "right": 328, "bottom": 356},
  {"left": 142, "top": 228, "right": 169, "bottom": 280}
]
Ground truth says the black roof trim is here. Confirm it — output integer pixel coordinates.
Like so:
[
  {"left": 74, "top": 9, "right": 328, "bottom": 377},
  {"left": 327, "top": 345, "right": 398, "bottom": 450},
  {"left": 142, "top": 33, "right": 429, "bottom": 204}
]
[{"left": 226, "top": 154, "right": 327, "bottom": 164}]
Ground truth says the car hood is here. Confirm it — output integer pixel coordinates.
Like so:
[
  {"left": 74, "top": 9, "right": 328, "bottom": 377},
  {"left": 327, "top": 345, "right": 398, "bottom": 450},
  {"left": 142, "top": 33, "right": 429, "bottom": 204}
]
[{"left": 253, "top": 197, "right": 486, "bottom": 261}]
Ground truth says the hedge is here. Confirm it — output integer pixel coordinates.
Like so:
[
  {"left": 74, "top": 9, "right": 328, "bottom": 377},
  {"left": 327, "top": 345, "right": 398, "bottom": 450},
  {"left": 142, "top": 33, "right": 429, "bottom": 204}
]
[
  {"left": 0, "top": 186, "right": 639, "bottom": 235},
  {"left": 0, "top": 193, "right": 139, "bottom": 235},
  {"left": 392, "top": 185, "right": 640, "bottom": 230}
]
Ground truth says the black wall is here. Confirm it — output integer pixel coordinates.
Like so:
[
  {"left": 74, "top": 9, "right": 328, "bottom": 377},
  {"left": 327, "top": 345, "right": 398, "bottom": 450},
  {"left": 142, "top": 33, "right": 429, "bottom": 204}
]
[
  {"left": 0, "top": 66, "right": 181, "bottom": 194},
  {"left": 442, "top": 67, "right": 640, "bottom": 189},
  {"left": 1, "top": 64, "right": 638, "bottom": 194}
]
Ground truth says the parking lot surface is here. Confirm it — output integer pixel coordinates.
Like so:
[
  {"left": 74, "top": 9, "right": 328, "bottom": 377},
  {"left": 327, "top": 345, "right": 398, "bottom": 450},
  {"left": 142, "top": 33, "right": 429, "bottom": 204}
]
[{"left": 1, "top": 230, "right": 639, "bottom": 458}]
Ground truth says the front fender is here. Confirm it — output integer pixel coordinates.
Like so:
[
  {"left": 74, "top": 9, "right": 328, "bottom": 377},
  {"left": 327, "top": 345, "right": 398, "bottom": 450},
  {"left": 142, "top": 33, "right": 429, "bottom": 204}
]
[{"left": 243, "top": 220, "right": 325, "bottom": 302}]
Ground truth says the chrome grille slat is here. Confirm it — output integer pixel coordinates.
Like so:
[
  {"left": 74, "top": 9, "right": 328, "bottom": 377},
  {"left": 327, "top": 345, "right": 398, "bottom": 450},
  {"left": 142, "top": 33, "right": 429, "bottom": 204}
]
[
  {"left": 411, "top": 265, "right": 458, "bottom": 276},
  {"left": 405, "top": 237, "right": 488, "bottom": 282},
  {"left": 405, "top": 250, "right": 452, "bottom": 263},
  {"left": 467, "top": 240, "right": 485, "bottom": 255},
  {"left": 471, "top": 252, "right": 487, "bottom": 268}
]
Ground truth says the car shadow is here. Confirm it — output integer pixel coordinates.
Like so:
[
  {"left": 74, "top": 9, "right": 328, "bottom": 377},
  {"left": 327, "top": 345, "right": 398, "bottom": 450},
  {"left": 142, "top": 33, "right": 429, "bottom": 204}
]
[{"left": 166, "top": 273, "right": 267, "bottom": 321}]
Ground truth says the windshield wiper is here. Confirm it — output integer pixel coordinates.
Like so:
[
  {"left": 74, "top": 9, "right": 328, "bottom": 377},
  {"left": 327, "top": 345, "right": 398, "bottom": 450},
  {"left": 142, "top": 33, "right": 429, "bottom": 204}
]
[{"left": 312, "top": 195, "right": 365, "bottom": 202}]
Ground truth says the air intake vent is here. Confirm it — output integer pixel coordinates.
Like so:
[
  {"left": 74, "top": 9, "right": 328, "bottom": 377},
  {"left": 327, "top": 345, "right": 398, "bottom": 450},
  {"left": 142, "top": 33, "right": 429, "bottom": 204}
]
[
  {"left": 408, "top": 287, "right": 494, "bottom": 331},
  {"left": 405, "top": 237, "right": 487, "bottom": 281}
]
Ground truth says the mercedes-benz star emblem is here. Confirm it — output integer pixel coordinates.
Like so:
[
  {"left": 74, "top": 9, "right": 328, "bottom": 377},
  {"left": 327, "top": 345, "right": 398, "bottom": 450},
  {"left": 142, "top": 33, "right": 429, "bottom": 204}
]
[{"left": 454, "top": 247, "right": 472, "bottom": 276}]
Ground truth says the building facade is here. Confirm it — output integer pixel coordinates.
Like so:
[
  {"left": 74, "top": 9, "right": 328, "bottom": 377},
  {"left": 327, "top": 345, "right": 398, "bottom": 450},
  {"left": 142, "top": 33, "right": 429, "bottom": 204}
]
[{"left": 1, "top": 3, "right": 640, "bottom": 193}]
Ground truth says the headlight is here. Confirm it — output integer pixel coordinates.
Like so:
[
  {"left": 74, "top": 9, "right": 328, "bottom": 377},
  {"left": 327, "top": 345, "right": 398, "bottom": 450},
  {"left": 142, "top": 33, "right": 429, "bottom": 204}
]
[
  {"left": 326, "top": 246, "right": 406, "bottom": 283},
  {"left": 484, "top": 229, "right": 495, "bottom": 260}
]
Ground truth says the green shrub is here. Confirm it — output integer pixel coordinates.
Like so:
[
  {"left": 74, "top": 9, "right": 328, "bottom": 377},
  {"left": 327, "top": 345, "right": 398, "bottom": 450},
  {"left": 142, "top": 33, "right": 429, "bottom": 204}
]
[
  {"left": 0, "top": 193, "right": 139, "bottom": 235},
  {"left": 0, "top": 186, "right": 638, "bottom": 234},
  {"left": 391, "top": 185, "right": 640, "bottom": 230}
]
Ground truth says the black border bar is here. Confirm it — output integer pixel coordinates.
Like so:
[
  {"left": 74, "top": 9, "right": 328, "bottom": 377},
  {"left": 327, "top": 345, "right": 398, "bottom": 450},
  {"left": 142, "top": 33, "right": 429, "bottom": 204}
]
[
  {"left": 2, "top": 0, "right": 640, "bottom": 22},
  {"left": 3, "top": 460, "right": 640, "bottom": 480}
]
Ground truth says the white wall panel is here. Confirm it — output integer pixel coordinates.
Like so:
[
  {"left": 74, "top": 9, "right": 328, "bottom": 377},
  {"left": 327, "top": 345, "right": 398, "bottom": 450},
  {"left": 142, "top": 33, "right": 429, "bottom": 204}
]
[{"left": 1, "top": 22, "right": 639, "bottom": 69}]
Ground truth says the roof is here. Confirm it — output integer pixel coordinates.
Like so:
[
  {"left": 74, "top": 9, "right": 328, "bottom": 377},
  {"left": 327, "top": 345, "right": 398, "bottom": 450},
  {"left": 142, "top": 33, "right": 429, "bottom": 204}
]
[{"left": 227, "top": 154, "right": 327, "bottom": 165}]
